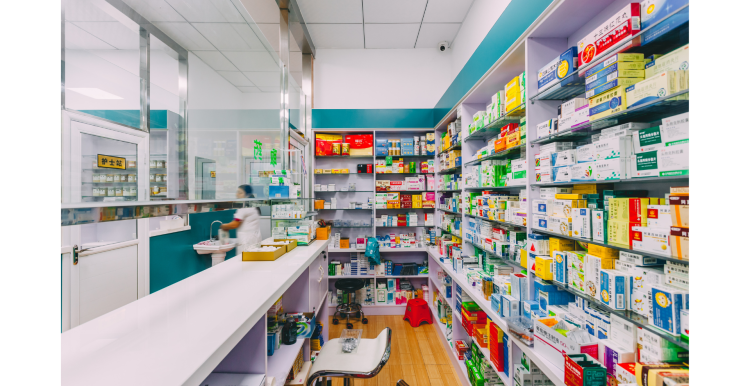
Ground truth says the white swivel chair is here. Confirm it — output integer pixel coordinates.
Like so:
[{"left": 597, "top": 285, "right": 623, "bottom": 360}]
[{"left": 306, "top": 328, "right": 392, "bottom": 386}]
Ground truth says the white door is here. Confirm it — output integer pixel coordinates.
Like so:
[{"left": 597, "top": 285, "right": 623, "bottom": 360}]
[{"left": 61, "top": 111, "right": 148, "bottom": 331}]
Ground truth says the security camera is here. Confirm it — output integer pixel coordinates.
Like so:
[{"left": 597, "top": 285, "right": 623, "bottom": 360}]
[{"left": 439, "top": 41, "right": 448, "bottom": 52}]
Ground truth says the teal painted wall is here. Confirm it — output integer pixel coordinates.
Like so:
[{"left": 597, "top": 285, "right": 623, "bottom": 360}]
[
  {"left": 311, "top": 0, "right": 553, "bottom": 129},
  {"left": 79, "top": 110, "right": 169, "bottom": 129},
  {"left": 149, "top": 211, "right": 238, "bottom": 293},
  {"left": 312, "top": 109, "right": 435, "bottom": 129}
]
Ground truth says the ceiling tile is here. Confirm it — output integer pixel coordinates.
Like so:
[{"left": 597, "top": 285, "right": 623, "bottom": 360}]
[
  {"left": 238, "top": 0, "right": 280, "bottom": 23},
  {"left": 415, "top": 23, "right": 461, "bottom": 48},
  {"left": 217, "top": 71, "right": 254, "bottom": 86},
  {"left": 242, "top": 71, "right": 279, "bottom": 87},
  {"left": 192, "top": 51, "right": 238, "bottom": 71},
  {"left": 255, "top": 24, "right": 301, "bottom": 53},
  {"left": 296, "top": 0, "right": 363, "bottom": 23},
  {"left": 72, "top": 22, "right": 140, "bottom": 50},
  {"left": 164, "top": 0, "right": 241, "bottom": 22},
  {"left": 192, "top": 23, "right": 251, "bottom": 50},
  {"left": 223, "top": 51, "right": 280, "bottom": 71},
  {"left": 231, "top": 23, "right": 270, "bottom": 50},
  {"left": 363, "top": 0, "right": 428, "bottom": 23},
  {"left": 422, "top": 0, "right": 474, "bottom": 23},
  {"left": 237, "top": 86, "right": 263, "bottom": 93},
  {"left": 306, "top": 24, "right": 364, "bottom": 49},
  {"left": 364, "top": 24, "right": 420, "bottom": 49},
  {"left": 122, "top": 0, "right": 186, "bottom": 22},
  {"left": 65, "top": 22, "right": 116, "bottom": 50},
  {"left": 66, "top": 0, "right": 119, "bottom": 22},
  {"left": 153, "top": 22, "right": 215, "bottom": 50}
]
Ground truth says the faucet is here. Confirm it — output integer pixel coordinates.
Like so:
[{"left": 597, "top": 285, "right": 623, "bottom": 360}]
[{"left": 210, "top": 220, "right": 223, "bottom": 241}]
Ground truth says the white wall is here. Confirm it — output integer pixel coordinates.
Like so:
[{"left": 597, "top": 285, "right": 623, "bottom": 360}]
[
  {"left": 313, "top": 48, "right": 452, "bottom": 109},
  {"left": 449, "top": 0, "right": 512, "bottom": 79}
]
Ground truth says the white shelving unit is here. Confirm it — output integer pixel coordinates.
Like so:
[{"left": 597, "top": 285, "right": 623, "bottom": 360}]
[
  {"left": 314, "top": 129, "right": 437, "bottom": 315},
  {"left": 425, "top": 0, "right": 691, "bottom": 384}
]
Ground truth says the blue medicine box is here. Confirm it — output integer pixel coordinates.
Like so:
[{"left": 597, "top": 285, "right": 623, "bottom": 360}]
[{"left": 269, "top": 185, "right": 289, "bottom": 198}]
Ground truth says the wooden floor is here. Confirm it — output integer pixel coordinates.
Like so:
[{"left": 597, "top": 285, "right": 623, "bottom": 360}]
[{"left": 328, "top": 315, "right": 462, "bottom": 386}]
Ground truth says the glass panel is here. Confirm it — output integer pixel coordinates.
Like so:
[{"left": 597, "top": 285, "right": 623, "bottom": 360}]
[
  {"left": 81, "top": 133, "right": 138, "bottom": 202},
  {"left": 64, "top": 0, "right": 141, "bottom": 129},
  {"left": 149, "top": 35, "right": 187, "bottom": 200}
]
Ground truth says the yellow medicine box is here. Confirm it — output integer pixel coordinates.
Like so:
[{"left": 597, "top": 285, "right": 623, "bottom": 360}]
[
  {"left": 607, "top": 220, "right": 633, "bottom": 246},
  {"left": 520, "top": 248, "right": 528, "bottom": 268},
  {"left": 588, "top": 244, "right": 618, "bottom": 259},
  {"left": 535, "top": 255, "right": 554, "bottom": 280},
  {"left": 314, "top": 169, "right": 323, "bottom": 174},
  {"left": 572, "top": 184, "right": 613, "bottom": 194},
  {"left": 588, "top": 85, "right": 628, "bottom": 121},
  {"left": 550, "top": 238, "right": 576, "bottom": 254},
  {"left": 505, "top": 76, "right": 520, "bottom": 96},
  {"left": 555, "top": 194, "right": 585, "bottom": 200},
  {"left": 332, "top": 169, "right": 341, "bottom": 174}
]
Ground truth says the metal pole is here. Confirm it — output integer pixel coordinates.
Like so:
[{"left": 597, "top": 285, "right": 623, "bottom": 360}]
[
  {"left": 139, "top": 27, "right": 150, "bottom": 134},
  {"left": 279, "top": 7, "right": 290, "bottom": 169}
]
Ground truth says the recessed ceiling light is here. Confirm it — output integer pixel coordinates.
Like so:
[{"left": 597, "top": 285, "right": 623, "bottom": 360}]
[{"left": 67, "top": 88, "right": 123, "bottom": 99}]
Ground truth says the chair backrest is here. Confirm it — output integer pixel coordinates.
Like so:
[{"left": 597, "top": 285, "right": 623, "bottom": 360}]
[{"left": 305, "top": 327, "right": 392, "bottom": 386}]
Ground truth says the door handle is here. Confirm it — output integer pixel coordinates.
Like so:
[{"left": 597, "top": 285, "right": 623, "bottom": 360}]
[{"left": 72, "top": 244, "right": 92, "bottom": 265}]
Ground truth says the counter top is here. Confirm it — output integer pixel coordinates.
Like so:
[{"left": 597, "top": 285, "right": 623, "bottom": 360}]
[{"left": 62, "top": 240, "right": 329, "bottom": 386}]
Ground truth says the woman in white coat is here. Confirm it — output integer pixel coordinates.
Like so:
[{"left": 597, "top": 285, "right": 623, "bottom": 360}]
[{"left": 220, "top": 185, "right": 261, "bottom": 253}]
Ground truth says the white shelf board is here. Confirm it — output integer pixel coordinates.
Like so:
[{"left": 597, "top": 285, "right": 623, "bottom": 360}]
[
  {"left": 427, "top": 248, "right": 565, "bottom": 386},
  {"left": 329, "top": 248, "right": 428, "bottom": 253},
  {"left": 267, "top": 338, "right": 306, "bottom": 386}
]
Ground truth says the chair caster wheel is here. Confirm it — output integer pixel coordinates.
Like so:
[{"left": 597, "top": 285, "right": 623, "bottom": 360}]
[
  {"left": 347, "top": 323, "right": 354, "bottom": 329},
  {"left": 332, "top": 318, "right": 339, "bottom": 325},
  {"left": 362, "top": 318, "right": 369, "bottom": 324}
]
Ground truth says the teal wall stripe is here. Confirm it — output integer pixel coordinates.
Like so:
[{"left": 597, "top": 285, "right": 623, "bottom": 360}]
[
  {"left": 433, "top": 0, "right": 553, "bottom": 112},
  {"left": 312, "top": 109, "right": 435, "bottom": 129},
  {"left": 149, "top": 211, "right": 237, "bottom": 293},
  {"left": 79, "top": 110, "right": 169, "bottom": 129}
]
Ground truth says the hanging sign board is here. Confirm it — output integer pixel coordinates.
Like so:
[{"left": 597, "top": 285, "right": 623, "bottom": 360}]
[{"left": 97, "top": 154, "right": 126, "bottom": 170}]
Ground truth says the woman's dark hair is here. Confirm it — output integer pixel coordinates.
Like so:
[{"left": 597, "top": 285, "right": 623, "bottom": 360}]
[{"left": 238, "top": 184, "right": 254, "bottom": 198}]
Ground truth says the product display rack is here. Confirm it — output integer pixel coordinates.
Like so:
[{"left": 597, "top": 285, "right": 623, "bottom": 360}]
[
  {"left": 438, "top": 208, "right": 462, "bottom": 216},
  {"left": 425, "top": 1, "right": 691, "bottom": 384},
  {"left": 314, "top": 129, "right": 436, "bottom": 316},
  {"left": 530, "top": 227, "right": 688, "bottom": 265}
]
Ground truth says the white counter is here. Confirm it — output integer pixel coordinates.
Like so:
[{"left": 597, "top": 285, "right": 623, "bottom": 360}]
[{"left": 62, "top": 240, "right": 329, "bottom": 386}]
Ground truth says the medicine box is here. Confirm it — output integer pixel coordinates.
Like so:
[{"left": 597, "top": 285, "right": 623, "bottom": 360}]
[
  {"left": 595, "top": 158, "right": 629, "bottom": 180},
  {"left": 570, "top": 163, "right": 595, "bottom": 182},
  {"left": 547, "top": 216, "right": 570, "bottom": 237},
  {"left": 539, "top": 187, "right": 572, "bottom": 199},
  {"left": 552, "top": 250, "right": 567, "bottom": 284},
  {"left": 577, "top": 3, "right": 641, "bottom": 67},
  {"left": 586, "top": 71, "right": 644, "bottom": 92},
  {"left": 600, "top": 339, "right": 636, "bottom": 376},
  {"left": 632, "top": 126, "right": 663, "bottom": 153},
  {"left": 558, "top": 105, "right": 589, "bottom": 132},
  {"left": 631, "top": 151, "right": 659, "bottom": 178},
  {"left": 631, "top": 226, "right": 671, "bottom": 257},
  {"left": 585, "top": 76, "right": 642, "bottom": 99},
  {"left": 550, "top": 150, "right": 577, "bottom": 167},
  {"left": 588, "top": 85, "right": 628, "bottom": 121},
  {"left": 560, "top": 97, "right": 588, "bottom": 118},
  {"left": 583, "top": 53, "right": 645, "bottom": 78},
  {"left": 657, "top": 143, "right": 688, "bottom": 177},
  {"left": 661, "top": 112, "right": 689, "bottom": 146},
  {"left": 585, "top": 61, "right": 645, "bottom": 85},
  {"left": 599, "top": 269, "right": 630, "bottom": 310},
  {"left": 645, "top": 44, "right": 689, "bottom": 79},
  {"left": 576, "top": 144, "right": 596, "bottom": 163},
  {"left": 619, "top": 250, "right": 659, "bottom": 266},
  {"left": 626, "top": 71, "right": 681, "bottom": 108},
  {"left": 572, "top": 208, "right": 591, "bottom": 238},
  {"left": 651, "top": 285, "right": 687, "bottom": 336},
  {"left": 594, "top": 136, "right": 632, "bottom": 160},
  {"left": 537, "top": 57, "right": 559, "bottom": 93},
  {"left": 552, "top": 166, "right": 571, "bottom": 182}
]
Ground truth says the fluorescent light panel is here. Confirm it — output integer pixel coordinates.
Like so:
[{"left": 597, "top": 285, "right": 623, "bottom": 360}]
[{"left": 67, "top": 88, "right": 123, "bottom": 99}]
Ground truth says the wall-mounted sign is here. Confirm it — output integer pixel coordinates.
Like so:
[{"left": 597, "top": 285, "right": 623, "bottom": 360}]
[
  {"left": 210, "top": 171, "right": 216, "bottom": 178},
  {"left": 97, "top": 154, "right": 126, "bottom": 170}
]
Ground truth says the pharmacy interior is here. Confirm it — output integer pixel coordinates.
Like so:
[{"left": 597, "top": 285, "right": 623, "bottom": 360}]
[{"left": 61, "top": 1, "right": 690, "bottom": 386}]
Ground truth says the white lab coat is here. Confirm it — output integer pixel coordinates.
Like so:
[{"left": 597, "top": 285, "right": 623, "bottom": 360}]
[{"left": 234, "top": 207, "right": 261, "bottom": 253}]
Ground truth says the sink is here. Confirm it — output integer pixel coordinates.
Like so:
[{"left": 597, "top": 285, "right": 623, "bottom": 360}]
[{"left": 194, "top": 239, "right": 237, "bottom": 266}]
